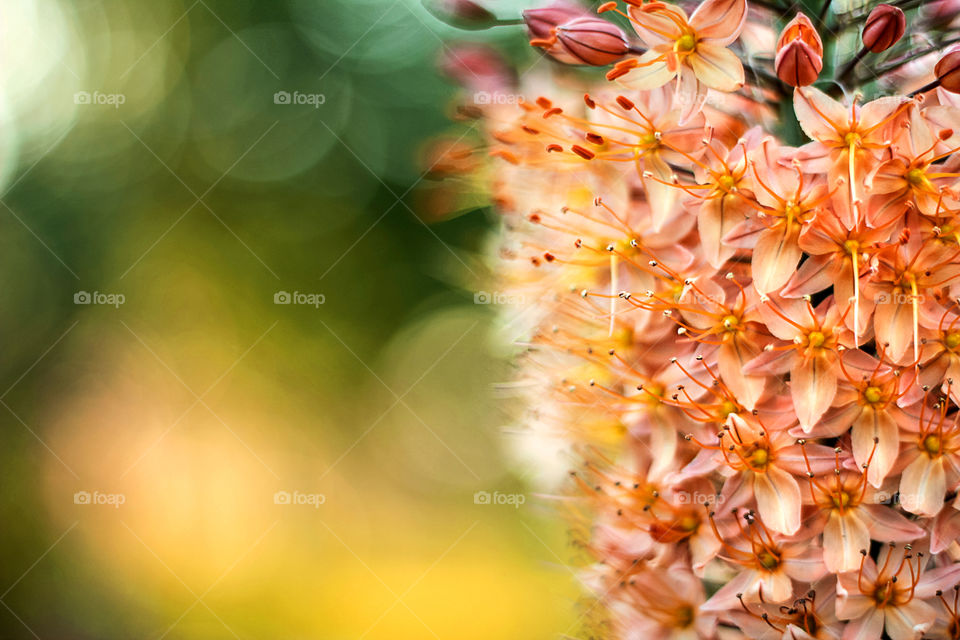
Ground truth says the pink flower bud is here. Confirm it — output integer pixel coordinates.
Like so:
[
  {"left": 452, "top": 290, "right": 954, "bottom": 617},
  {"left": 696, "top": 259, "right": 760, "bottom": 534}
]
[
  {"left": 936, "top": 46, "right": 960, "bottom": 93},
  {"left": 552, "top": 17, "right": 630, "bottom": 66},
  {"left": 862, "top": 4, "right": 906, "bottom": 53},
  {"left": 438, "top": 44, "right": 515, "bottom": 93},
  {"left": 423, "top": 0, "right": 498, "bottom": 30},
  {"left": 775, "top": 14, "right": 823, "bottom": 87},
  {"left": 776, "top": 13, "right": 823, "bottom": 57},
  {"left": 522, "top": 3, "right": 588, "bottom": 40},
  {"left": 922, "top": 0, "right": 960, "bottom": 28}
]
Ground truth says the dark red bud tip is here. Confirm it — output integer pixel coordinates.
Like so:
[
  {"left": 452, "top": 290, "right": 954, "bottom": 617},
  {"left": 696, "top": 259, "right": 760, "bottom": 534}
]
[
  {"left": 862, "top": 4, "right": 906, "bottom": 53},
  {"left": 936, "top": 48, "right": 960, "bottom": 93}
]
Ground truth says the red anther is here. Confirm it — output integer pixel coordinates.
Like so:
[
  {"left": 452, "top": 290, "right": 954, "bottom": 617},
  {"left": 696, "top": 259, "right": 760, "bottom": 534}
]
[{"left": 571, "top": 145, "right": 596, "bottom": 159}]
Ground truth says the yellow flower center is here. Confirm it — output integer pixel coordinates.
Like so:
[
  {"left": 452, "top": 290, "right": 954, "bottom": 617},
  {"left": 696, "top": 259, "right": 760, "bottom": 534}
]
[
  {"left": 716, "top": 175, "right": 738, "bottom": 194},
  {"left": 906, "top": 168, "right": 927, "bottom": 186},
  {"left": 719, "top": 400, "right": 738, "bottom": 418},
  {"left": 807, "top": 331, "right": 825, "bottom": 348},
  {"left": 639, "top": 132, "right": 659, "bottom": 148},
  {"left": 831, "top": 491, "right": 851, "bottom": 510},
  {"left": 675, "top": 33, "right": 697, "bottom": 53},
  {"left": 844, "top": 239, "right": 860, "bottom": 255},
  {"left": 758, "top": 550, "right": 780, "bottom": 570},
  {"left": 675, "top": 605, "right": 694, "bottom": 628},
  {"left": 844, "top": 132, "right": 861, "bottom": 146},
  {"left": 864, "top": 386, "right": 883, "bottom": 404},
  {"left": 679, "top": 515, "right": 700, "bottom": 532},
  {"left": 722, "top": 314, "right": 739, "bottom": 331},
  {"left": 750, "top": 447, "right": 770, "bottom": 468},
  {"left": 946, "top": 332, "right": 960, "bottom": 350},
  {"left": 923, "top": 434, "right": 942, "bottom": 455}
]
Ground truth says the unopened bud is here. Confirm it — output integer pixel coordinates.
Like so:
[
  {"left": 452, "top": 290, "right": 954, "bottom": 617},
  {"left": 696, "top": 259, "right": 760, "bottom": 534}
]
[
  {"left": 775, "top": 13, "right": 823, "bottom": 87},
  {"left": 523, "top": 3, "right": 588, "bottom": 40},
  {"left": 552, "top": 17, "right": 630, "bottom": 66},
  {"left": 936, "top": 45, "right": 960, "bottom": 93},
  {"left": 424, "top": 0, "right": 498, "bottom": 30},
  {"left": 862, "top": 4, "right": 906, "bottom": 53},
  {"left": 922, "top": 0, "right": 960, "bottom": 29}
]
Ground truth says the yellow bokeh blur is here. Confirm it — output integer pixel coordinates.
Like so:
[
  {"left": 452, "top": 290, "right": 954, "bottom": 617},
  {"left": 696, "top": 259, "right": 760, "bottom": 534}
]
[{"left": 0, "top": 0, "right": 579, "bottom": 638}]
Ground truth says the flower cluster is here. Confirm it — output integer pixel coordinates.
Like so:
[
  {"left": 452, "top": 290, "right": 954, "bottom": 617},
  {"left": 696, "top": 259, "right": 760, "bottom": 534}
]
[{"left": 430, "top": 0, "right": 960, "bottom": 637}]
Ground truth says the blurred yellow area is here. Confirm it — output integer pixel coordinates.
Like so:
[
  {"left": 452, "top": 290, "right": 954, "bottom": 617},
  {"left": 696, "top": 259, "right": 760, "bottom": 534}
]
[{"left": 0, "top": 0, "right": 579, "bottom": 638}]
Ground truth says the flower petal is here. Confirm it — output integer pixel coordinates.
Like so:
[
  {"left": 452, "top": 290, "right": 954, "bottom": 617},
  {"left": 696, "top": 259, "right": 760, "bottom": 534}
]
[
  {"left": 689, "top": 42, "right": 744, "bottom": 91},
  {"left": 899, "top": 455, "right": 946, "bottom": 517},
  {"left": 619, "top": 48, "right": 676, "bottom": 89},
  {"left": 791, "top": 353, "right": 837, "bottom": 433},
  {"left": 753, "top": 466, "right": 801, "bottom": 535},
  {"left": 793, "top": 86, "right": 847, "bottom": 144},
  {"left": 752, "top": 224, "right": 803, "bottom": 294},
  {"left": 689, "top": 0, "right": 747, "bottom": 46},
  {"left": 822, "top": 511, "right": 869, "bottom": 573}
]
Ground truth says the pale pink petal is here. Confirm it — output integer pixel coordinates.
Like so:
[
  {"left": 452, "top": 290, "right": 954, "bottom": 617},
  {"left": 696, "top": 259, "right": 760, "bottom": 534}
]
[
  {"left": 930, "top": 507, "right": 960, "bottom": 554},
  {"left": 884, "top": 600, "right": 935, "bottom": 640},
  {"left": 899, "top": 455, "right": 946, "bottom": 517},
  {"left": 628, "top": 3, "right": 686, "bottom": 47},
  {"left": 851, "top": 408, "right": 899, "bottom": 487},
  {"left": 753, "top": 466, "right": 801, "bottom": 534},
  {"left": 840, "top": 607, "right": 884, "bottom": 639},
  {"left": 689, "top": 0, "right": 747, "bottom": 45},
  {"left": 792, "top": 354, "right": 837, "bottom": 433},
  {"left": 823, "top": 510, "right": 870, "bottom": 573},
  {"left": 860, "top": 504, "right": 925, "bottom": 541},
  {"left": 620, "top": 49, "right": 676, "bottom": 89}
]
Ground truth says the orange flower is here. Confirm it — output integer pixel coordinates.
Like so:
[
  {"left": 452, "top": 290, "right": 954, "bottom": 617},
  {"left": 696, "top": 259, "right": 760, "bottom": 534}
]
[{"left": 617, "top": 0, "right": 747, "bottom": 118}]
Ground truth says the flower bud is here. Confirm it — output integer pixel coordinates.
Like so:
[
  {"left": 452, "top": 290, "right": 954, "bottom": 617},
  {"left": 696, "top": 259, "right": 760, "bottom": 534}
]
[
  {"left": 775, "top": 13, "right": 823, "bottom": 87},
  {"left": 423, "top": 0, "right": 498, "bottom": 30},
  {"left": 936, "top": 46, "right": 960, "bottom": 93},
  {"left": 862, "top": 4, "right": 906, "bottom": 53},
  {"left": 438, "top": 44, "right": 516, "bottom": 94},
  {"left": 522, "top": 3, "right": 588, "bottom": 40},
  {"left": 552, "top": 17, "right": 630, "bottom": 66},
  {"left": 922, "top": 0, "right": 960, "bottom": 29}
]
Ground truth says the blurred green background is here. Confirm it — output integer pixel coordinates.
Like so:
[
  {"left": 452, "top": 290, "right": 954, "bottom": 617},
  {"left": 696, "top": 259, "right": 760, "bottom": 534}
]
[{"left": 0, "top": 0, "right": 578, "bottom": 638}]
